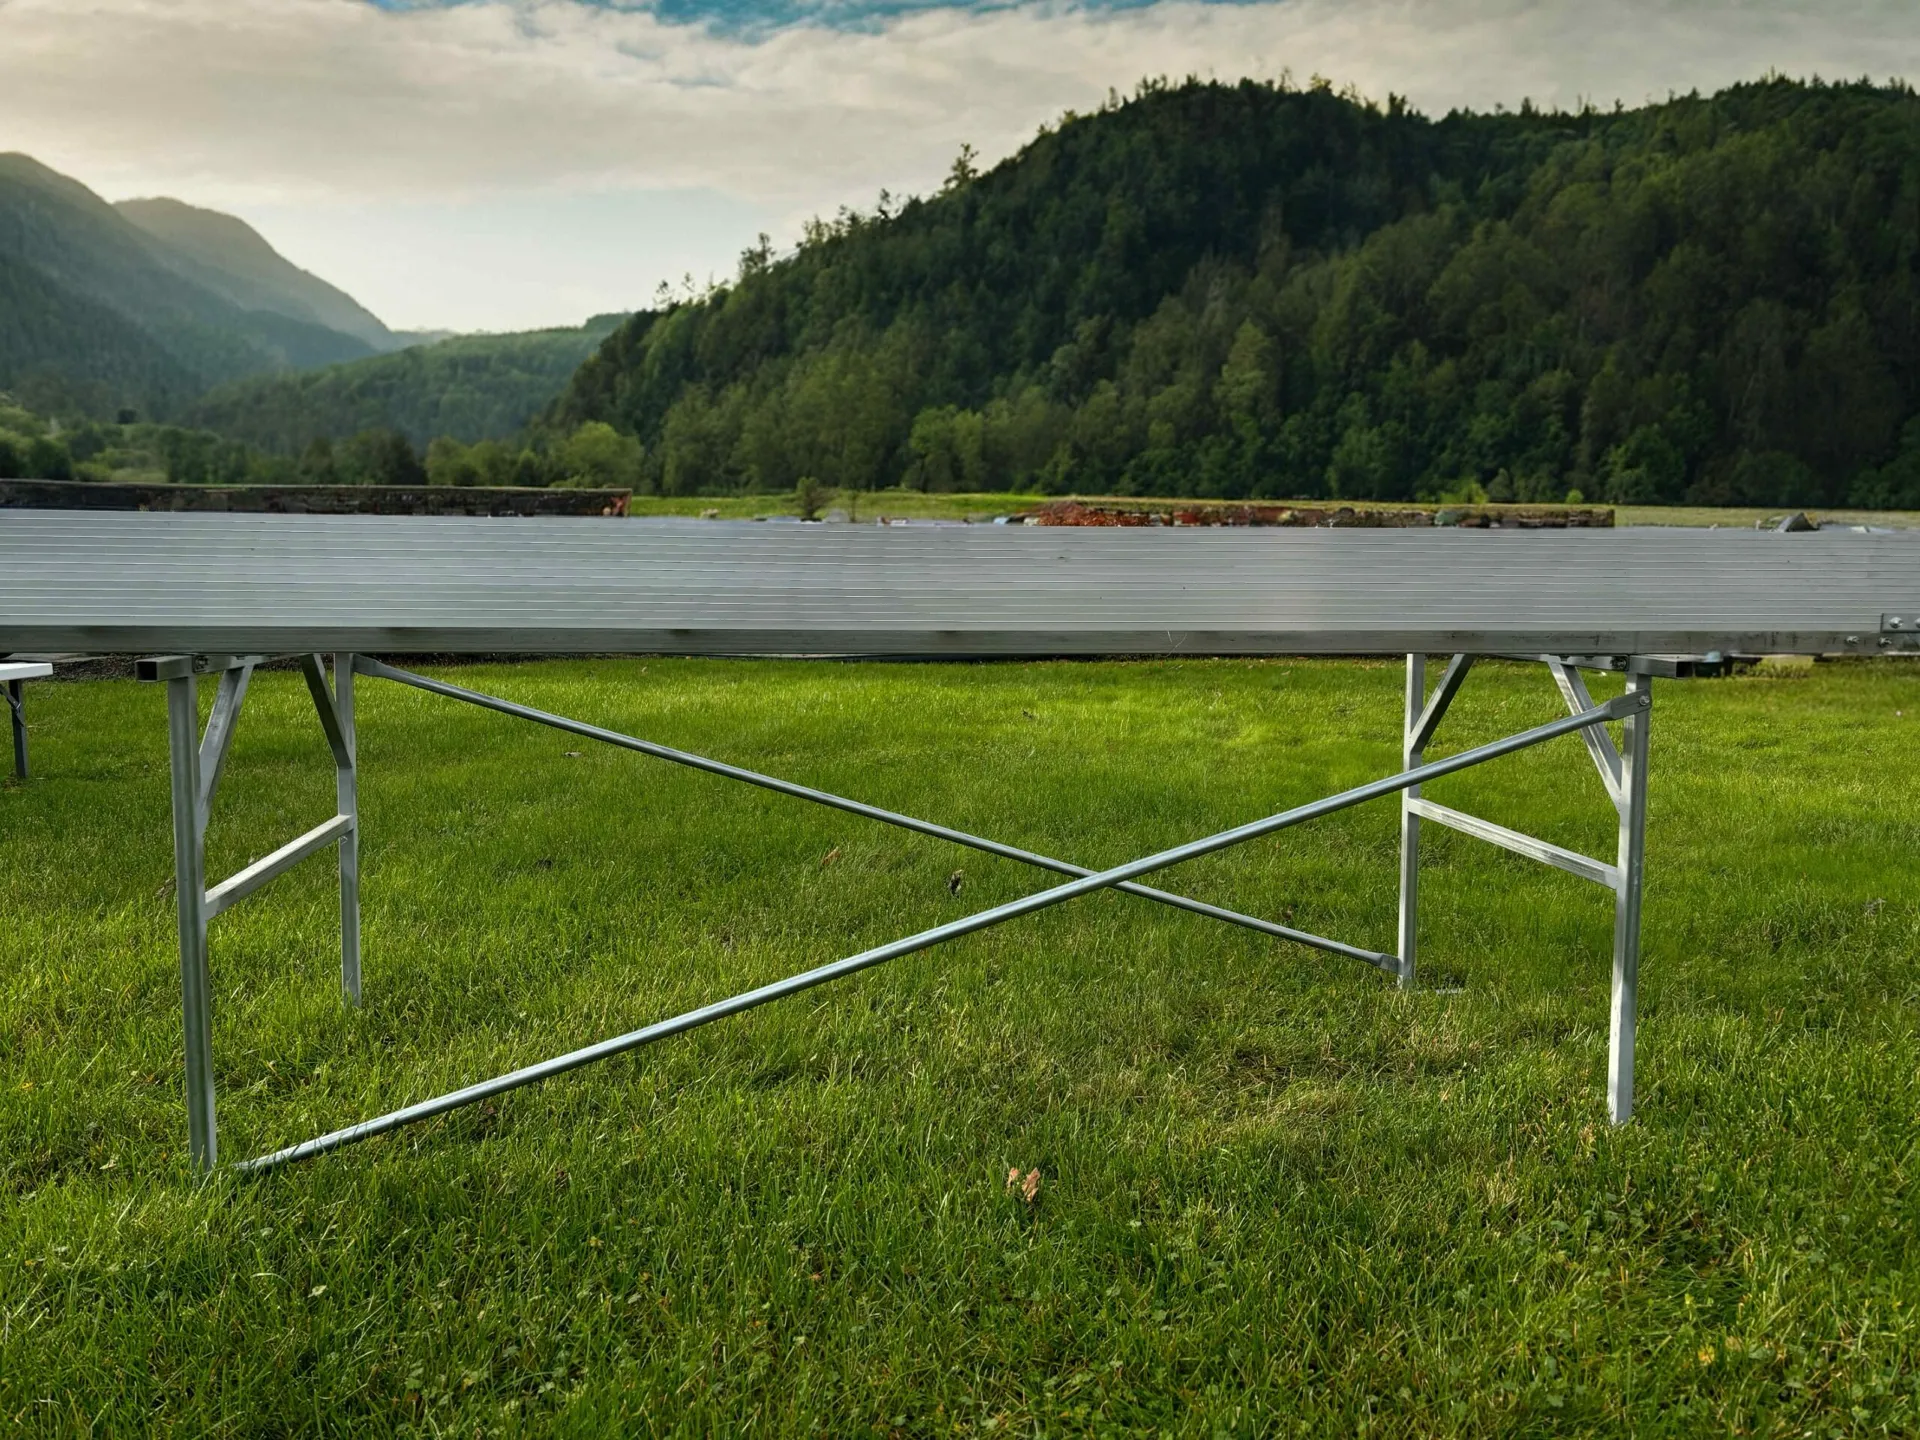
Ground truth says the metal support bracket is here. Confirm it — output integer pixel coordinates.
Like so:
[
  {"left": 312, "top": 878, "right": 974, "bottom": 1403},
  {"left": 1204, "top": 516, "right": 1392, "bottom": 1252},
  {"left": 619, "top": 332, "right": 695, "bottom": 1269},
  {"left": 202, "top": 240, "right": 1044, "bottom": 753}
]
[
  {"left": 206, "top": 814, "right": 355, "bottom": 919},
  {"left": 299, "top": 655, "right": 353, "bottom": 770},
  {"left": 1405, "top": 798, "right": 1620, "bottom": 888},
  {"left": 137, "top": 654, "right": 272, "bottom": 682},
  {"left": 1546, "top": 658, "right": 1625, "bottom": 805},
  {"left": 2, "top": 661, "right": 53, "bottom": 780},
  {"left": 1880, "top": 613, "right": 1920, "bottom": 652},
  {"left": 197, "top": 663, "right": 254, "bottom": 832},
  {"left": 1408, "top": 655, "right": 1474, "bottom": 756}
]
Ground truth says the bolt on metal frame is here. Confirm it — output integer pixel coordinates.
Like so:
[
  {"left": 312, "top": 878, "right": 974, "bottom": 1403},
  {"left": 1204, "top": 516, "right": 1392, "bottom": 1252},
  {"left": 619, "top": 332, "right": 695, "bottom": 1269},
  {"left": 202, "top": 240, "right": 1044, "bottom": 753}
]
[{"left": 147, "top": 650, "right": 1659, "bottom": 1175}]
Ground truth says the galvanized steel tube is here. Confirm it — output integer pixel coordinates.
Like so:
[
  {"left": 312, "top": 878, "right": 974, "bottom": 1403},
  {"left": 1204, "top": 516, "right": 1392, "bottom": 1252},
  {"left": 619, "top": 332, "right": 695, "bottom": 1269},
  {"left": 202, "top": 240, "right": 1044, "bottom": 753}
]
[
  {"left": 355, "top": 658, "right": 1395, "bottom": 969},
  {"left": 238, "top": 687, "right": 1641, "bottom": 1172}
]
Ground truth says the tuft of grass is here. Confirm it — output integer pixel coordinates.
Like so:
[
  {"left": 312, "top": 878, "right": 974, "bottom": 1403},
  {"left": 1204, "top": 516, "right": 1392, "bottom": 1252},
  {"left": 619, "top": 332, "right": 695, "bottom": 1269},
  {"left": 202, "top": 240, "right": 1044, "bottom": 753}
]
[{"left": 1, "top": 657, "right": 1916, "bottom": 1435}]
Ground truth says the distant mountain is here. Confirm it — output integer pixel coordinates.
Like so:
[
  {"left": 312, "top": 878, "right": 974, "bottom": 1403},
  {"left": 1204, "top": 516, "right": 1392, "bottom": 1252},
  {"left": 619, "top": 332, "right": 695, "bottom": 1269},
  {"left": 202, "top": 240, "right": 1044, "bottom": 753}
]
[
  {"left": 0, "top": 248, "right": 201, "bottom": 418},
  {"left": 116, "top": 196, "right": 398, "bottom": 351},
  {"left": 187, "top": 316, "right": 628, "bottom": 452},
  {"left": 0, "top": 153, "right": 379, "bottom": 417}
]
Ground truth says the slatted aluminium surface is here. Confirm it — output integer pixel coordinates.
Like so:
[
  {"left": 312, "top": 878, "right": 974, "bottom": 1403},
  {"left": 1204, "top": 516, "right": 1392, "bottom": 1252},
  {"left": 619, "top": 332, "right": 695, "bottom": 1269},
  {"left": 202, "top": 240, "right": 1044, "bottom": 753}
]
[{"left": 0, "top": 510, "right": 1915, "bottom": 658}]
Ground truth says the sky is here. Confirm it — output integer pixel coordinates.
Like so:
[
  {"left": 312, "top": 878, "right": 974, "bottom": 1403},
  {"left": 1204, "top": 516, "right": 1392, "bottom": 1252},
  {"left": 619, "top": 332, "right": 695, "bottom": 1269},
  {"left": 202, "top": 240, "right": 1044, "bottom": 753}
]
[{"left": 1, "top": 0, "right": 1915, "bottom": 334}]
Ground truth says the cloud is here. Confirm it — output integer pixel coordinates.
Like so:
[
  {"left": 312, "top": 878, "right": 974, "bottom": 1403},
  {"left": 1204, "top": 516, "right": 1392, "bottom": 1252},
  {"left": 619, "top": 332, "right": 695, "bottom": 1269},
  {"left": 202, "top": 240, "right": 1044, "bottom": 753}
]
[
  {"left": 6, "top": 0, "right": 1916, "bottom": 207},
  {"left": 1, "top": 0, "right": 1915, "bottom": 327}
]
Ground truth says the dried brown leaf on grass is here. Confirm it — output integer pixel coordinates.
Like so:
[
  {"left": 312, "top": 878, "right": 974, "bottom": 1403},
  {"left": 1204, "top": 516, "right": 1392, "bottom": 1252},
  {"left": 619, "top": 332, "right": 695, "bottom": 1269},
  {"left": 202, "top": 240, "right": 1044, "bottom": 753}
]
[
  {"left": 821, "top": 846, "right": 842, "bottom": 868},
  {"left": 1006, "top": 1167, "right": 1041, "bottom": 1205}
]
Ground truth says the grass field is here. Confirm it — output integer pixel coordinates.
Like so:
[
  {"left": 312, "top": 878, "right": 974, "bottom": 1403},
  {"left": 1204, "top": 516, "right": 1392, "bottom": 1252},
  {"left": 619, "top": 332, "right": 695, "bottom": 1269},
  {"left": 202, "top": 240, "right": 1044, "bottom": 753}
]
[
  {"left": 2, "top": 658, "right": 1916, "bottom": 1435},
  {"left": 1613, "top": 506, "right": 1920, "bottom": 530}
]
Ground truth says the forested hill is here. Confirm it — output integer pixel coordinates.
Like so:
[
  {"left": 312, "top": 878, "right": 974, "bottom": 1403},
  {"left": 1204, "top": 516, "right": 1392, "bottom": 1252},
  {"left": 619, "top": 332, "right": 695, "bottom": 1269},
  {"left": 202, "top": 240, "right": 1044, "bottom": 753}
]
[
  {"left": 548, "top": 77, "right": 1920, "bottom": 508},
  {"left": 187, "top": 317, "right": 626, "bottom": 453}
]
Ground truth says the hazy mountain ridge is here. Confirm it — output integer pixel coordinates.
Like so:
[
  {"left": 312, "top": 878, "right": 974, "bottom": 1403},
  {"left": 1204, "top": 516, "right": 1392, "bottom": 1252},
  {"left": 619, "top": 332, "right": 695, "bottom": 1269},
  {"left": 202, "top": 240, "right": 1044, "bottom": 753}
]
[
  {"left": 0, "top": 153, "right": 630, "bottom": 449},
  {"left": 115, "top": 196, "right": 399, "bottom": 351},
  {"left": 0, "top": 153, "right": 377, "bottom": 416}
]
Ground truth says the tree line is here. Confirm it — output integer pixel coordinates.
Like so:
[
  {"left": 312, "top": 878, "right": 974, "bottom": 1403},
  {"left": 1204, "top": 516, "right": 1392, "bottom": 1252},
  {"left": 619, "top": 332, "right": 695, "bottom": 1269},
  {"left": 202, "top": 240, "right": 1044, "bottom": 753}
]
[
  {"left": 544, "top": 76, "right": 1920, "bottom": 509},
  {"left": 185, "top": 318, "right": 625, "bottom": 453},
  {"left": 0, "top": 397, "right": 640, "bottom": 490}
]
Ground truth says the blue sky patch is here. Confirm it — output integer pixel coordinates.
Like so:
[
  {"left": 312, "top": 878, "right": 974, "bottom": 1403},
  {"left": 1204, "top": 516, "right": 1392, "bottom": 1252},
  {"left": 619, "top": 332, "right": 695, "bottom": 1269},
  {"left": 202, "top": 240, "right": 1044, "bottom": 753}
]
[{"left": 367, "top": 0, "right": 1197, "bottom": 39}]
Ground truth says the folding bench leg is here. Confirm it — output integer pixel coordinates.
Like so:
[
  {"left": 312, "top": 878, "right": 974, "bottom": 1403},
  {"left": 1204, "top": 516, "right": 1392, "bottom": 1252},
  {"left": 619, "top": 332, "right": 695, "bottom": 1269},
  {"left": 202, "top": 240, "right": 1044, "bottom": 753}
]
[
  {"left": 166, "top": 673, "right": 218, "bottom": 1172},
  {"left": 7, "top": 680, "right": 26, "bottom": 780},
  {"left": 1397, "top": 654, "right": 1425, "bottom": 988},
  {"left": 334, "top": 655, "right": 361, "bottom": 1005},
  {"left": 1608, "top": 672, "right": 1652, "bottom": 1124}
]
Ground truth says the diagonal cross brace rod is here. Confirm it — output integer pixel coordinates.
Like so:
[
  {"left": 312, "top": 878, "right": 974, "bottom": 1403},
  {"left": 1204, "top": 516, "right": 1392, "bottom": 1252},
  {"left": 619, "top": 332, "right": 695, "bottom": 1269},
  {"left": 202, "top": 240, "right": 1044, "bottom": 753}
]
[
  {"left": 237, "top": 686, "right": 1644, "bottom": 1172},
  {"left": 353, "top": 657, "right": 1397, "bottom": 971}
]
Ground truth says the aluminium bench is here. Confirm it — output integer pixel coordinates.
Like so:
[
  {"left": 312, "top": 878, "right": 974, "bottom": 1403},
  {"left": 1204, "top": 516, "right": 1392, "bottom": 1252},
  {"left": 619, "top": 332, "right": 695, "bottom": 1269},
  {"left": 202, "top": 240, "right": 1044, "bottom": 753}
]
[{"left": 1, "top": 510, "right": 1914, "bottom": 1173}]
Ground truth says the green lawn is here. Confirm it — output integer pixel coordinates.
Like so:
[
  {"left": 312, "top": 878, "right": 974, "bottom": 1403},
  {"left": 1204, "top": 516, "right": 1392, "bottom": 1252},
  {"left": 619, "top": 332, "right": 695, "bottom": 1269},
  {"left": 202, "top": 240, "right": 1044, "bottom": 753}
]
[{"left": 2, "top": 658, "right": 1916, "bottom": 1436}]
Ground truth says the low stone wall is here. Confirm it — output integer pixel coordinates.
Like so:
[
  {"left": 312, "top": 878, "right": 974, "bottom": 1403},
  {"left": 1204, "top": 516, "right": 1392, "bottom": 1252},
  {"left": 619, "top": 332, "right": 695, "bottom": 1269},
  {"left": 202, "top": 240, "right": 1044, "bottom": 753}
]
[{"left": 0, "top": 480, "right": 630, "bottom": 517}]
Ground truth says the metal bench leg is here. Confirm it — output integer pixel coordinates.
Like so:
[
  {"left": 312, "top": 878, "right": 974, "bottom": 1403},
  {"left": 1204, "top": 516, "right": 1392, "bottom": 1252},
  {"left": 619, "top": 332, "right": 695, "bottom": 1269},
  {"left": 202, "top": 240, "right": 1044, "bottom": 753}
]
[
  {"left": 1396, "top": 653, "right": 1472, "bottom": 989},
  {"left": 1396, "top": 654, "right": 1424, "bottom": 988},
  {"left": 166, "top": 673, "right": 217, "bottom": 1172},
  {"left": 7, "top": 680, "right": 26, "bottom": 780},
  {"left": 335, "top": 654, "right": 361, "bottom": 1005},
  {"left": 1608, "top": 672, "right": 1652, "bottom": 1123}
]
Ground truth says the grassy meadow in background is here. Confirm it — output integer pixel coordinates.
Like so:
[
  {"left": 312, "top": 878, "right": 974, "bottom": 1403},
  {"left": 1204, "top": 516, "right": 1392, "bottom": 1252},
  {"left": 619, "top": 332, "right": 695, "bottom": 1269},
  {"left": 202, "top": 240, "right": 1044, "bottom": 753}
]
[
  {"left": 1, "top": 657, "right": 1916, "bottom": 1435},
  {"left": 625, "top": 490, "right": 1043, "bottom": 522},
  {"left": 618, "top": 489, "right": 1920, "bottom": 529}
]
